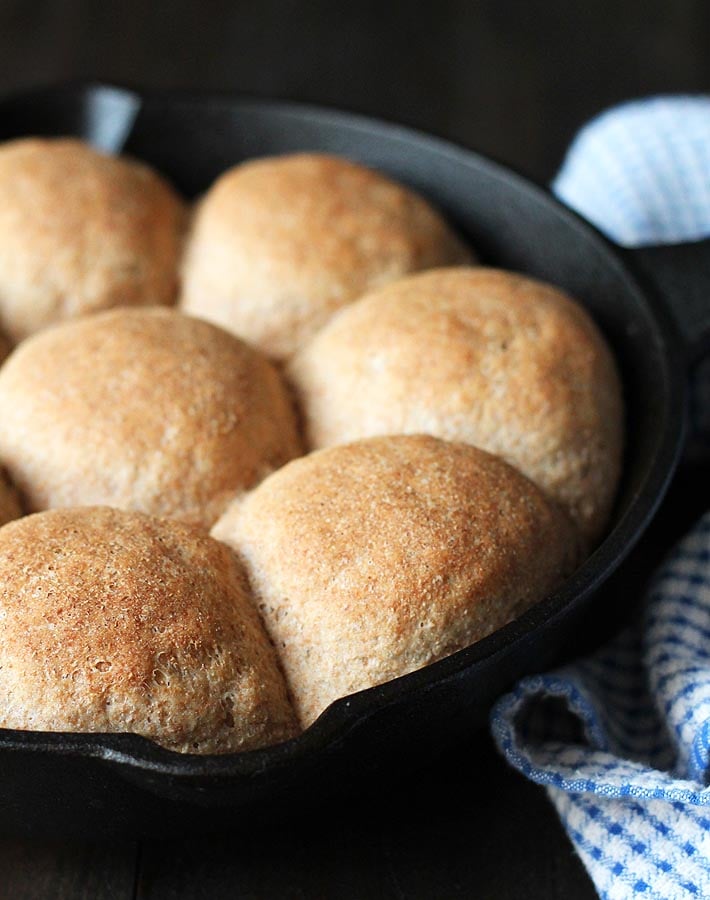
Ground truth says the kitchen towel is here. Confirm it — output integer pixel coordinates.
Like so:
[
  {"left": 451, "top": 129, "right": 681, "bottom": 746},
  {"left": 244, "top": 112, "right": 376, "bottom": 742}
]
[
  {"left": 490, "top": 96, "right": 710, "bottom": 900},
  {"left": 554, "top": 95, "right": 710, "bottom": 456}
]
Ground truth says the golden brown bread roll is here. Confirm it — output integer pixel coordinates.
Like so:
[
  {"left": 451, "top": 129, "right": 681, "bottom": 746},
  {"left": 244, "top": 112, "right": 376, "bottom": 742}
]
[
  {"left": 0, "top": 138, "right": 186, "bottom": 342},
  {"left": 212, "top": 435, "right": 582, "bottom": 727},
  {"left": 0, "top": 507, "right": 298, "bottom": 753},
  {"left": 289, "top": 267, "right": 624, "bottom": 545},
  {"left": 180, "top": 153, "right": 473, "bottom": 360},
  {"left": 0, "top": 469, "right": 21, "bottom": 527},
  {"left": 0, "top": 308, "right": 302, "bottom": 528}
]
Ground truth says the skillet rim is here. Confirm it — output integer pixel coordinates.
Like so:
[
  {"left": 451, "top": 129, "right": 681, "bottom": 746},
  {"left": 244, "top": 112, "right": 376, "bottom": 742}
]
[{"left": 0, "top": 81, "right": 689, "bottom": 780}]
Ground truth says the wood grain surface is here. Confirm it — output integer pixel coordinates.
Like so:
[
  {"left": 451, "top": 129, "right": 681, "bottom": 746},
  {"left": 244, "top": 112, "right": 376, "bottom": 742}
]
[
  {"left": 0, "top": 1, "right": 708, "bottom": 897},
  {"left": 0, "top": 841, "right": 138, "bottom": 900},
  {"left": 134, "top": 739, "right": 594, "bottom": 900}
]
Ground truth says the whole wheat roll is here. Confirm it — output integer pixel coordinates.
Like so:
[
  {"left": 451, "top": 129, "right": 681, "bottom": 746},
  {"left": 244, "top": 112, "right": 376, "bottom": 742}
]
[
  {"left": 0, "top": 307, "right": 303, "bottom": 528},
  {"left": 212, "top": 434, "right": 582, "bottom": 727},
  {"left": 0, "top": 507, "right": 298, "bottom": 753},
  {"left": 180, "top": 153, "right": 473, "bottom": 360},
  {"left": 0, "top": 137, "right": 186, "bottom": 342},
  {"left": 289, "top": 267, "right": 624, "bottom": 545}
]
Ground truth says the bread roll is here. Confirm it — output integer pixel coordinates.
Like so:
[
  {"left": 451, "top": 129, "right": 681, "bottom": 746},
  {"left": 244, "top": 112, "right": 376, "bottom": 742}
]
[
  {"left": 180, "top": 153, "right": 472, "bottom": 360},
  {"left": 0, "top": 138, "right": 186, "bottom": 342},
  {"left": 290, "top": 268, "right": 624, "bottom": 545},
  {"left": 212, "top": 435, "right": 581, "bottom": 726},
  {"left": 0, "top": 470, "right": 21, "bottom": 527},
  {"left": 0, "top": 308, "right": 302, "bottom": 528},
  {"left": 0, "top": 507, "right": 298, "bottom": 753}
]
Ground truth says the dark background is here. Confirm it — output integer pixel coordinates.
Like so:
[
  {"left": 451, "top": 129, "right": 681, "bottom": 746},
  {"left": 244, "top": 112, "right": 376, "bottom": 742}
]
[
  {"left": 1, "top": 2, "right": 709, "bottom": 898},
  {"left": 2, "top": 0, "right": 710, "bottom": 184}
]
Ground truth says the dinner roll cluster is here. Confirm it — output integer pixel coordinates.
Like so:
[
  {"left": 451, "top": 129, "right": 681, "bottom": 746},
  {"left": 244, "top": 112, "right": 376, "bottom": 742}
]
[{"left": 0, "top": 139, "right": 624, "bottom": 751}]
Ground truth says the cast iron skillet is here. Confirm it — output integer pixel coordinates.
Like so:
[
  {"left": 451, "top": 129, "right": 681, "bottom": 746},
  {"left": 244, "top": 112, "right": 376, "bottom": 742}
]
[{"left": 0, "top": 83, "right": 707, "bottom": 838}]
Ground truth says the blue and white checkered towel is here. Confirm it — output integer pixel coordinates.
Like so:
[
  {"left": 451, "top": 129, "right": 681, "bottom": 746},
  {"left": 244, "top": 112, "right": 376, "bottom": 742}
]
[{"left": 490, "top": 97, "right": 710, "bottom": 900}]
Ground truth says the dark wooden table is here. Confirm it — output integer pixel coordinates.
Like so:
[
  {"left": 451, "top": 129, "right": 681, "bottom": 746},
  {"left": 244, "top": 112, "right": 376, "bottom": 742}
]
[
  {"left": 0, "top": 744, "right": 574, "bottom": 899},
  {"left": 6, "top": 465, "right": 708, "bottom": 900},
  {"left": 0, "top": 2, "right": 709, "bottom": 896},
  {"left": 0, "top": 736, "right": 596, "bottom": 900}
]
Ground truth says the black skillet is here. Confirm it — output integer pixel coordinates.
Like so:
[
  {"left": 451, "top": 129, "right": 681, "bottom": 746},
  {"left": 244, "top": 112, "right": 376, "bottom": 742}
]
[{"left": 0, "top": 83, "right": 707, "bottom": 839}]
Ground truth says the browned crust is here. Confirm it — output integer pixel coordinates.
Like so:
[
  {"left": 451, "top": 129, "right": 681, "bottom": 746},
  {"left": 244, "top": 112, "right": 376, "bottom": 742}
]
[
  {"left": 180, "top": 153, "right": 474, "bottom": 359},
  {"left": 0, "top": 506, "right": 298, "bottom": 753},
  {"left": 0, "top": 308, "right": 303, "bottom": 528},
  {"left": 212, "top": 435, "right": 582, "bottom": 727},
  {"left": 289, "top": 267, "right": 624, "bottom": 544},
  {"left": 0, "top": 138, "right": 187, "bottom": 342}
]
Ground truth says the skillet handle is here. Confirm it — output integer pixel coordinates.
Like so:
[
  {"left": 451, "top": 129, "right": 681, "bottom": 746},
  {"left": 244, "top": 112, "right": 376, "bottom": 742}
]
[{"left": 626, "top": 239, "right": 710, "bottom": 367}]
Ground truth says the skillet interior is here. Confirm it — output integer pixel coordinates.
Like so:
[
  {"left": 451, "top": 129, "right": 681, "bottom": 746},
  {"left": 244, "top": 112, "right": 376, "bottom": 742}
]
[{"left": 0, "top": 83, "right": 687, "bottom": 836}]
